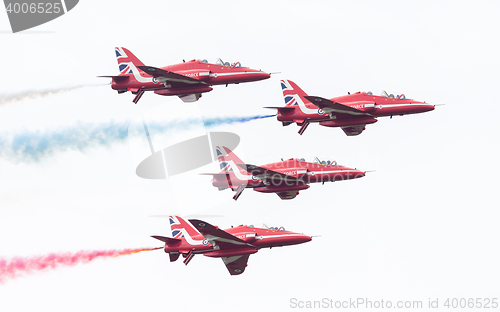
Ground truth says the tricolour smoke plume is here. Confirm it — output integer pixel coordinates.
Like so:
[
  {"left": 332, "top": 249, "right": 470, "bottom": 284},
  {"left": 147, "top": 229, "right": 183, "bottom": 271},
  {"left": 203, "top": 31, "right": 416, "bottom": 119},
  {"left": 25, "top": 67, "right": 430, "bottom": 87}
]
[
  {"left": 0, "top": 247, "right": 161, "bottom": 283},
  {"left": 0, "top": 115, "right": 275, "bottom": 161}
]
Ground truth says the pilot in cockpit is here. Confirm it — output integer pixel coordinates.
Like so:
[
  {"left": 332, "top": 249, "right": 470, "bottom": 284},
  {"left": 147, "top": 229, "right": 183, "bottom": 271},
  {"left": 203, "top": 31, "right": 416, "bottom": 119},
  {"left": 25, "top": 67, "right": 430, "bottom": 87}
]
[
  {"left": 216, "top": 58, "right": 229, "bottom": 66},
  {"left": 381, "top": 90, "right": 410, "bottom": 100},
  {"left": 313, "top": 157, "right": 338, "bottom": 166},
  {"left": 215, "top": 58, "right": 245, "bottom": 68},
  {"left": 268, "top": 226, "right": 285, "bottom": 231}
]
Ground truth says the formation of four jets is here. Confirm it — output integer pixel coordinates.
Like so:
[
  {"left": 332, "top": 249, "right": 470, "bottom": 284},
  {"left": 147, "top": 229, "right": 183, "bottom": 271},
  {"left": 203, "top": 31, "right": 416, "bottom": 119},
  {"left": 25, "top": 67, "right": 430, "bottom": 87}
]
[{"left": 103, "top": 47, "right": 437, "bottom": 275}]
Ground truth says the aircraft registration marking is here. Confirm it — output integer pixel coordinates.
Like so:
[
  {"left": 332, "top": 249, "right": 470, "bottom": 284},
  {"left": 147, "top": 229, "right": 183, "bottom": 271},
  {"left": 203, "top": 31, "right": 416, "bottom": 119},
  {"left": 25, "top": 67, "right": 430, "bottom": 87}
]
[{"left": 183, "top": 72, "right": 209, "bottom": 78}]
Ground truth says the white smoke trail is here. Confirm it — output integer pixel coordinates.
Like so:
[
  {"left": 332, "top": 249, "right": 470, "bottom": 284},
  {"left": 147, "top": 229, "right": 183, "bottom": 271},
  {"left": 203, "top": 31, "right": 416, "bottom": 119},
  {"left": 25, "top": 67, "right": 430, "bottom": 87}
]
[{"left": 0, "top": 83, "right": 108, "bottom": 105}]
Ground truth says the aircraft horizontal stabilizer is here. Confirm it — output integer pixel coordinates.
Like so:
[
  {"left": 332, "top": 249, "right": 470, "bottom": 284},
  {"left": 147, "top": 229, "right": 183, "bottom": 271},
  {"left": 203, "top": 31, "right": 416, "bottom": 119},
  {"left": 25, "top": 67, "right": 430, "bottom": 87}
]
[
  {"left": 98, "top": 75, "right": 129, "bottom": 81},
  {"left": 199, "top": 173, "right": 227, "bottom": 176},
  {"left": 199, "top": 173, "right": 231, "bottom": 181},
  {"left": 151, "top": 235, "right": 181, "bottom": 245},
  {"left": 264, "top": 106, "right": 295, "bottom": 112}
]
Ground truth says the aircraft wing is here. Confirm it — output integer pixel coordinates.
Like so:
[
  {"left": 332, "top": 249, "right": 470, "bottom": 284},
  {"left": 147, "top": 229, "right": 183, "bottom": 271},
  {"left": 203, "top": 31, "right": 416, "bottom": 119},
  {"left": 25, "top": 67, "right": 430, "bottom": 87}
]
[
  {"left": 222, "top": 254, "right": 250, "bottom": 275},
  {"left": 276, "top": 191, "right": 300, "bottom": 200},
  {"left": 341, "top": 125, "right": 366, "bottom": 136},
  {"left": 238, "top": 164, "right": 300, "bottom": 183},
  {"left": 138, "top": 65, "right": 204, "bottom": 85},
  {"left": 305, "top": 96, "right": 371, "bottom": 117},
  {"left": 188, "top": 219, "right": 254, "bottom": 249}
]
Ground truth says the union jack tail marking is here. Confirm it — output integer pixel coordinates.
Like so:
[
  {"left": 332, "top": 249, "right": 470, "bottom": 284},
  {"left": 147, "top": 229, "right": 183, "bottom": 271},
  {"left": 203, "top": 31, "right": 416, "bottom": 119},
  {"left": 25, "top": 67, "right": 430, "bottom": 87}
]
[
  {"left": 115, "top": 47, "right": 145, "bottom": 75},
  {"left": 216, "top": 146, "right": 248, "bottom": 175},
  {"left": 169, "top": 216, "right": 201, "bottom": 240},
  {"left": 281, "top": 79, "right": 311, "bottom": 107}
]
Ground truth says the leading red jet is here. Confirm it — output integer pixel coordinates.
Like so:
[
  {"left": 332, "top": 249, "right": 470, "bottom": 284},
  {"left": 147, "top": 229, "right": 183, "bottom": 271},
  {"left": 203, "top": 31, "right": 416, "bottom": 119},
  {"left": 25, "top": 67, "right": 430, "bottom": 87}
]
[
  {"left": 102, "top": 47, "right": 271, "bottom": 103},
  {"left": 152, "top": 216, "right": 311, "bottom": 275},
  {"left": 267, "top": 80, "right": 436, "bottom": 135},
  {"left": 205, "top": 146, "right": 365, "bottom": 200}
]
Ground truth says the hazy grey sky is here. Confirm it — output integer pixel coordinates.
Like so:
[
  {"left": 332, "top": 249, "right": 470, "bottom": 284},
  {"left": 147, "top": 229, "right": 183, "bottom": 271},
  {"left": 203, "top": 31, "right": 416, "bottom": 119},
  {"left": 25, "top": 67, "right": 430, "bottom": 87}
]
[{"left": 1, "top": 1, "right": 499, "bottom": 311}]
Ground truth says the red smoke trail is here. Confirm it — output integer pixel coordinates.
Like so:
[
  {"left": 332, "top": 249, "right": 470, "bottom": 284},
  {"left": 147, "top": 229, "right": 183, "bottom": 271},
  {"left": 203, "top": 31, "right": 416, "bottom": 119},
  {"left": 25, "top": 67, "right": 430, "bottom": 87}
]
[{"left": 0, "top": 247, "right": 161, "bottom": 283}]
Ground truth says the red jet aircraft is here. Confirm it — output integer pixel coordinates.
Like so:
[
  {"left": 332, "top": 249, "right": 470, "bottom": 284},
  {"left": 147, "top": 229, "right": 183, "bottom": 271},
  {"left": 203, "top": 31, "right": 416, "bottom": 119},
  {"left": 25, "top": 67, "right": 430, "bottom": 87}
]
[
  {"left": 267, "top": 80, "right": 436, "bottom": 135},
  {"left": 152, "top": 216, "right": 311, "bottom": 275},
  {"left": 205, "top": 146, "right": 365, "bottom": 200},
  {"left": 102, "top": 47, "right": 271, "bottom": 103}
]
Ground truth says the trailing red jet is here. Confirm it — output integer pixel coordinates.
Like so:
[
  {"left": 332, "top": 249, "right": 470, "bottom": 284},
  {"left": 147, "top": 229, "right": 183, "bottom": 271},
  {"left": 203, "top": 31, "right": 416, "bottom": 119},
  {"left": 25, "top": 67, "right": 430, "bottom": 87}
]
[
  {"left": 102, "top": 47, "right": 271, "bottom": 103},
  {"left": 205, "top": 146, "right": 365, "bottom": 200},
  {"left": 267, "top": 80, "right": 436, "bottom": 135},
  {"left": 152, "top": 216, "right": 311, "bottom": 275}
]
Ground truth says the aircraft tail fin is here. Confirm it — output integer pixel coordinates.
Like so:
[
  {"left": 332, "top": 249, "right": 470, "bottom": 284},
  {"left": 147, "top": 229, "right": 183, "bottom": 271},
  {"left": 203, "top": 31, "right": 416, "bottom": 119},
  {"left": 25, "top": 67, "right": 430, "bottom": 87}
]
[
  {"left": 215, "top": 146, "right": 250, "bottom": 176},
  {"left": 153, "top": 216, "right": 208, "bottom": 264},
  {"left": 115, "top": 47, "right": 146, "bottom": 75},
  {"left": 168, "top": 216, "right": 204, "bottom": 242},
  {"left": 281, "top": 79, "right": 311, "bottom": 107}
]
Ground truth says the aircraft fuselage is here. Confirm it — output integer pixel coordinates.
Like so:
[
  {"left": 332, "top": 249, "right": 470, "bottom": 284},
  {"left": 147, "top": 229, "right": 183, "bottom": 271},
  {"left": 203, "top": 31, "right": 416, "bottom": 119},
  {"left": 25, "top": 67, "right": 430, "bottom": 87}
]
[
  {"left": 111, "top": 59, "right": 270, "bottom": 93},
  {"left": 163, "top": 225, "right": 311, "bottom": 256},
  {"left": 212, "top": 158, "right": 365, "bottom": 190},
  {"left": 277, "top": 91, "right": 435, "bottom": 123}
]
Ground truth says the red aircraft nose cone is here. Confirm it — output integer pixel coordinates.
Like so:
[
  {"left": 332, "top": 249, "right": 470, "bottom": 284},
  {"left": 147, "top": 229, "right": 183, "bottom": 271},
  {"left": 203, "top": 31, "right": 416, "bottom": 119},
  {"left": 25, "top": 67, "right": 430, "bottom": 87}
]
[
  {"left": 347, "top": 169, "right": 365, "bottom": 179},
  {"left": 294, "top": 234, "right": 312, "bottom": 244},
  {"left": 416, "top": 103, "right": 435, "bottom": 113},
  {"left": 254, "top": 71, "right": 271, "bottom": 81}
]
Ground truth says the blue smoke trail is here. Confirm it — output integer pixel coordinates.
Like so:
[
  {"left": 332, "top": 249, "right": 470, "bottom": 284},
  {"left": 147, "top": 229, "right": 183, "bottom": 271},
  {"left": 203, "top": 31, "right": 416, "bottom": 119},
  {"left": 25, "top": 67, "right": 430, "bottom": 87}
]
[
  {"left": 0, "top": 115, "right": 275, "bottom": 162},
  {"left": 203, "top": 114, "right": 276, "bottom": 127}
]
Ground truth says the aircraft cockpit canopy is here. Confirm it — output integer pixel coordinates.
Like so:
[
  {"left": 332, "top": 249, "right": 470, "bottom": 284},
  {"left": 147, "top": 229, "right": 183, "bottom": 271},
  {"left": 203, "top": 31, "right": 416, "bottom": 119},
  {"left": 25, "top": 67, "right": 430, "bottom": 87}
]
[
  {"left": 215, "top": 58, "right": 247, "bottom": 68},
  {"left": 314, "top": 157, "right": 338, "bottom": 167},
  {"left": 381, "top": 90, "right": 411, "bottom": 100},
  {"left": 246, "top": 225, "right": 285, "bottom": 231},
  {"left": 267, "top": 226, "right": 285, "bottom": 231}
]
